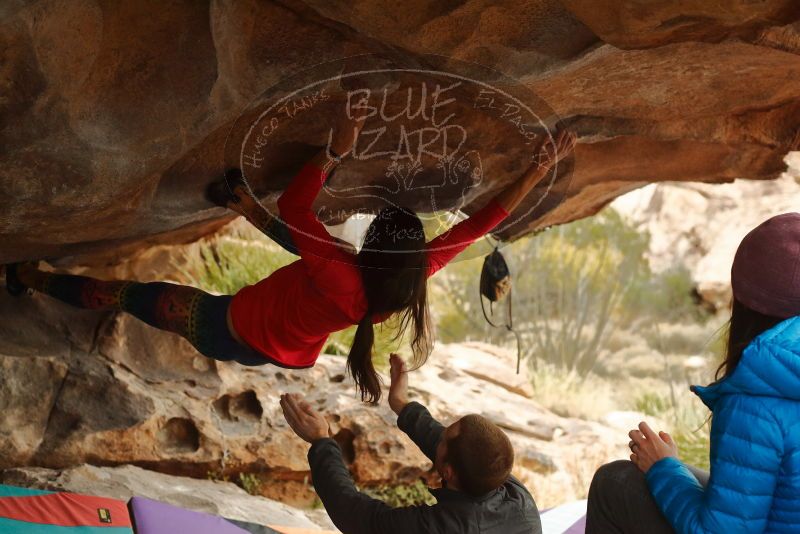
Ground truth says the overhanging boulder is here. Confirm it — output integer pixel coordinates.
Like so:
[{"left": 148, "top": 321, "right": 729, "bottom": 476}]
[{"left": 1, "top": 1, "right": 798, "bottom": 263}]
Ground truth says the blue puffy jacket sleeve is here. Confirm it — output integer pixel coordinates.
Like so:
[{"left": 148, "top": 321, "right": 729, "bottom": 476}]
[{"left": 646, "top": 394, "right": 785, "bottom": 533}]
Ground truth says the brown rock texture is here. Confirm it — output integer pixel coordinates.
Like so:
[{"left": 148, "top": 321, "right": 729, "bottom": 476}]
[{"left": 1, "top": 1, "right": 799, "bottom": 262}]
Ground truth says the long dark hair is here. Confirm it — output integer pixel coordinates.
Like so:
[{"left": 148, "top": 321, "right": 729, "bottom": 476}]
[
  {"left": 715, "top": 297, "right": 784, "bottom": 380},
  {"left": 348, "top": 206, "right": 432, "bottom": 403}
]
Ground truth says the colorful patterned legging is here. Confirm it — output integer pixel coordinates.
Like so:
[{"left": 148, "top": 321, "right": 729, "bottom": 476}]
[
  {"left": 16, "top": 177, "right": 312, "bottom": 365},
  {"left": 26, "top": 272, "right": 267, "bottom": 365}
]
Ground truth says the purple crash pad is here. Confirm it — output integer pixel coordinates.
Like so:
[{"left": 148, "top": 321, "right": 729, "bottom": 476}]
[
  {"left": 129, "top": 496, "right": 248, "bottom": 534},
  {"left": 564, "top": 515, "right": 586, "bottom": 534},
  {"left": 540, "top": 500, "right": 586, "bottom": 534}
]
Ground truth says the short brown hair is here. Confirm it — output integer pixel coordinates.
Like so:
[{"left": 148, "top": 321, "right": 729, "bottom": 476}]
[{"left": 446, "top": 415, "right": 514, "bottom": 496}]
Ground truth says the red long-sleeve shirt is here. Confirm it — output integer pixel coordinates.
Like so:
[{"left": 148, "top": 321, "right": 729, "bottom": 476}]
[{"left": 229, "top": 163, "right": 509, "bottom": 368}]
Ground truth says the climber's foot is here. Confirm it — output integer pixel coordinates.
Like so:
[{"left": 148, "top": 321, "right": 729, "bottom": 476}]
[{"left": 205, "top": 168, "right": 254, "bottom": 208}]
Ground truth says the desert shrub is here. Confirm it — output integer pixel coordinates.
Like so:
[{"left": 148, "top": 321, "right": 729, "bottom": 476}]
[
  {"left": 634, "top": 391, "right": 672, "bottom": 417},
  {"left": 206, "top": 470, "right": 266, "bottom": 497},
  {"left": 430, "top": 207, "right": 713, "bottom": 378},
  {"left": 180, "top": 225, "right": 296, "bottom": 296},
  {"left": 527, "top": 362, "right": 619, "bottom": 420},
  {"left": 432, "top": 209, "right": 653, "bottom": 377},
  {"left": 238, "top": 472, "right": 263, "bottom": 496},
  {"left": 324, "top": 316, "right": 410, "bottom": 370},
  {"left": 626, "top": 266, "right": 704, "bottom": 325},
  {"left": 361, "top": 481, "right": 436, "bottom": 507},
  {"left": 206, "top": 470, "right": 229, "bottom": 483},
  {"left": 673, "top": 425, "right": 711, "bottom": 471},
  {"left": 643, "top": 322, "right": 718, "bottom": 356}
]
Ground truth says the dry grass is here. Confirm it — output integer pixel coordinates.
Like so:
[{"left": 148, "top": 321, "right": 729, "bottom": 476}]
[{"left": 528, "top": 362, "right": 620, "bottom": 421}]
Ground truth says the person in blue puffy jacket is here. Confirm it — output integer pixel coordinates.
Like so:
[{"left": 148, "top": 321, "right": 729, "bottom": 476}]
[{"left": 586, "top": 212, "right": 800, "bottom": 534}]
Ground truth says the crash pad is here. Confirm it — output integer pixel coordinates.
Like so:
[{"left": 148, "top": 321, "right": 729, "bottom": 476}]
[{"left": 0, "top": 484, "right": 133, "bottom": 533}]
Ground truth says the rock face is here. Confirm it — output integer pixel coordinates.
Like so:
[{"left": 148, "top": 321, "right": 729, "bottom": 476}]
[
  {"left": 2, "top": 1, "right": 800, "bottom": 263},
  {"left": 613, "top": 151, "right": 800, "bottom": 310},
  {"left": 0, "top": 232, "right": 627, "bottom": 509}
]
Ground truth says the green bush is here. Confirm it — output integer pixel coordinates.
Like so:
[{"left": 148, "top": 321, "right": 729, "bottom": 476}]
[
  {"left": 323, "top": 316, "right": 410, "bottom": 370},
  {"left": 432, "top": 209, "right": 650, "bottom": 376},
  {"left": 626, "top": 266, "right": 703, "bottom": 324},
  {"left": 238, "top": 472, "right": 263, "bottom": 496},
  {"left": 673, "top": 425, "right": 711, "bottom": 471},
  {"left": 206, "top": 470, "right": 229, "bottom": 483},
  {"left": 430, "top": 207, "right": 712, "bottom": 378},
  {"left": 180, "top": 234, "right": 295, "bottom": 296},
  {"left": 361, "top": 480, "right": 436, "bottom": 507},
  {"left": 634, "top": 391, "right": 672, "bottom": 417}
]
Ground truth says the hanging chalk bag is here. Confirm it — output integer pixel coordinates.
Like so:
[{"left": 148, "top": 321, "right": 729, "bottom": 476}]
[
  {"left": 480, "top": 248, "right": 511, "bottom": 302},
  {"left": 479, "top": 244, "right": 523, "bottom": 373}
]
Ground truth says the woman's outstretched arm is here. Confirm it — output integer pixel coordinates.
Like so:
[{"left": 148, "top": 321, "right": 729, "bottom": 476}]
[
  {"left": 493, "top": 130, "right": 576, "bottom": 214},
  {"left": 425, "top": 130, "right": 576, "bottom": 276},
  {"left": 276, "top": 110, "right": 367, "bottom": 266}
]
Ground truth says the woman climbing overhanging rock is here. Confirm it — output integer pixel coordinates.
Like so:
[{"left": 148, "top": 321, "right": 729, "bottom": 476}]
[{"left": 4, "top": 109, "right": 576, "bottom": 404}]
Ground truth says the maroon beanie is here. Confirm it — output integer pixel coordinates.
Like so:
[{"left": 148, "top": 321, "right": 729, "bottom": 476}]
[{"left": 731, "top": 212, "right": 800, "bottom": 319}]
